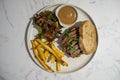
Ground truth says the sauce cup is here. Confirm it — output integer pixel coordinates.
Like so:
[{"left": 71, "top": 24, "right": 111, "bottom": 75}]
[{"left": 55, "top": 4, "right": 78, "bottom": 27}]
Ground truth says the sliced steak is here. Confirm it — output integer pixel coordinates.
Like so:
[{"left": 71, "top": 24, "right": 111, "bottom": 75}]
[
  {"left": 60, "top": 26, "right": 82, "bottom": 58},
  {"left": 69, "top": 29, "right": 77, "bottom": 36},
  {"left": 71, "top": 41, "right": 77, "bottom": 46},
  {"left": 61, "top": 35, "right": 68, "bottom": 45}
]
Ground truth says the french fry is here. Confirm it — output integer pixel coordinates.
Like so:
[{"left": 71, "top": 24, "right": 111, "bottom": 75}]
[
  {"left": 31, "top": 40, "right": 37, "bottom": 56},
  {"left": 50, "top": 42, "right": 64, "bottom": 57},
  {"left": 31, "top": 40, "right": 54, "bottom": 72},
  {"left": 31, "top": 38, "right": 68, "bottom": 72},
  {"left": 37, "top": 46, "right": 46, "bottom": 62},
  {"left": 50, "top": 42, "right": 68, "bottom": 66},
  {"left": 31, "top": 40, "right": 42, "bottom": 49},
  {"left": 36, "top": 38, "right": 68, "bottom": 66},
  {"left": 44, "top": 41, "right": 49, "bottom": 45},
  {"left": 51, "top": 55, "right": 56, "bottom": 63},
  {"left": 62, "top": 61, "right": 68, "bottom": 66},
  {"left": 31, "top": 40, "right": 36, "bottom": 48},
  {"left": 35, "top": 49, "right": 54, "bottom": 72},
  {"left": 44, "top": 50, "right": 50, "bottom": 59},
  {"left": 34, "top": 40, "right": 39, "bottom": 46},
  {"left": 36, "top": 39, "right": 59, "bottom": 59},
  {"left": 34, "top": 49, "right": 48, "bottom": 70},
  {"left": 33, "top": 40, "right": 49, "bottom": 49},
  {"left": 46, "top": 53, "right": 51, "bottom": 62},
  {"left": 47, "top": 65, "right": 54, "bottom": 72},
  {"left": 56, "top": 61, "right": 61, "bottom": 71}
]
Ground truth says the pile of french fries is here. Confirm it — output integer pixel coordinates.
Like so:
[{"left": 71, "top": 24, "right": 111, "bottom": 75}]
[{"left": 31, "top": 38, "right": 68, "bottom": 72}]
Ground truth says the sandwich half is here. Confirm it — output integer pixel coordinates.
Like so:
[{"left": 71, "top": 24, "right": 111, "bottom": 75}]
[
  {"left": 60, "top": 20, "right": 97, "bottom": 57},
  {"left": 79, "top": 20, "right": 97, "bottom": 54}
]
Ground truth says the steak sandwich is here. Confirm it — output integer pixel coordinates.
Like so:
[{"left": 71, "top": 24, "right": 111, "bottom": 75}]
[{"left": 60, "top": 20, "right": 97, "bottom": 58}]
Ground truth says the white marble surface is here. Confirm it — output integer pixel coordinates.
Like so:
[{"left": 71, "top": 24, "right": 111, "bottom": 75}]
[{"left": 0, "top": 0, "right": 120, "bottom": 80}]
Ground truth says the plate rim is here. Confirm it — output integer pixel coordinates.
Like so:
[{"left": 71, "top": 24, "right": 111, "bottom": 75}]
[{"left": 25, "top": 4, "right": 98, "bottom": 74}]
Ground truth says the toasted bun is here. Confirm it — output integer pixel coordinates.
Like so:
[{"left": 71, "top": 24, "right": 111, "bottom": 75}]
[{"left": 79, "top": 20, "right": 97, "bottom": 54}]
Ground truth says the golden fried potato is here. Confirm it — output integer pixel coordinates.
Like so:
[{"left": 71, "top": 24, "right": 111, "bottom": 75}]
[
  {"left": 31, "top": 38, "right": 68, "bottom": 72},
  {"left": 56, "top": 61, "right": 61, "bottom": 71}
]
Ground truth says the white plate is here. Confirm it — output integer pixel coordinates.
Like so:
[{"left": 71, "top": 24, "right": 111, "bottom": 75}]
[{"left": 25, "top": 4, "right": 98, "bottom": 73}]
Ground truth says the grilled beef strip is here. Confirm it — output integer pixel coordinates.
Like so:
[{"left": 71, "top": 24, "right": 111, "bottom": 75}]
[
  {"left": 62, "top": 28, "right": 78, "bottom": 46},
  {"left": 60, "top": 26, "right": 83, "bottom": 58},
  {"left": 61, "top": 35, "right": 68, "bottom": 45}
]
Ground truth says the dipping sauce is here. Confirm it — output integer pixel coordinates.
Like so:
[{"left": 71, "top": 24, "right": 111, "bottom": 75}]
[{"left": 58, "top": 6, "right": 77, "bottom": 25}]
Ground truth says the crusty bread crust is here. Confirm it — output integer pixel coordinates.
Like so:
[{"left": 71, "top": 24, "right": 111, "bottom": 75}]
[{"left": 79, "top": 20, "right": 97, "bottom": 54}]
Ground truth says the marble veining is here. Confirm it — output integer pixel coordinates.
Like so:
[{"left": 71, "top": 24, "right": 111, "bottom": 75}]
[
  {"left": 88, "top": 0, "right": 96, "bottom": 4},
  {"left": 0, "top": 75, "right": 5, "bottom": 80},
  {"left": 0, "top": 35, "right": 8, "bottom": 46},
  {"left": 1, "top": 0, "right": 14, "bottom": 28},
  {"left": 0, "top": 0, "right": 120, "bottom": 80}
]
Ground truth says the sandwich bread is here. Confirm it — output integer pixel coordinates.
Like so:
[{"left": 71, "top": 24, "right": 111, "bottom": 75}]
[{"left": 79, "top": 20, "right": 97, "bottom": 54}]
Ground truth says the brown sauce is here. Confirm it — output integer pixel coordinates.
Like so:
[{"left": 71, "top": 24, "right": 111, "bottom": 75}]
[{"left": 58, "top": 6, "right": 77, "bottom": 25}]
